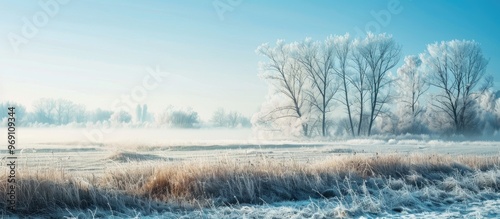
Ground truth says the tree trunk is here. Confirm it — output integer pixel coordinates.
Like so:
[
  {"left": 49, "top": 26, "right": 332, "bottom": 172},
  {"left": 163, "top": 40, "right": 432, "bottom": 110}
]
[
  {"left": 343, "top": 77, "right": 355, "bottom": 136},
  {"left": 357, "top": 94, "right": 364, "bottom": 136}
]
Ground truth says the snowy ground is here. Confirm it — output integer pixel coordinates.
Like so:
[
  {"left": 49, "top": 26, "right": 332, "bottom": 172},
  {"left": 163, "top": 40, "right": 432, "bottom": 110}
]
[{"left": 2, "top": 128, "right": 500, "bottom": 218}]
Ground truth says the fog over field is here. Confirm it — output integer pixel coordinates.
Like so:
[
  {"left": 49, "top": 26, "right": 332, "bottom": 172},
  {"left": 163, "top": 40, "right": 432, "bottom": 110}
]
[{"left": 1, "top": 0, "right": 500, "bottom": 218}]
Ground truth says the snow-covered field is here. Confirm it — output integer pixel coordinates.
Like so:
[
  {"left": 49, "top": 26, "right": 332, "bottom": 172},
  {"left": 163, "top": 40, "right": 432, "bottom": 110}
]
[{"left": 2, "top": 128, "right": 500, "bottom": 218}]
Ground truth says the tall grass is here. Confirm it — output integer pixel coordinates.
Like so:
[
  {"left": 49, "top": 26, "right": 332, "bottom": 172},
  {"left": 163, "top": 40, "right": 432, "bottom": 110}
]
[
  {"left": 143, "top": 154, "right": 500, "bottom": 205},
  {"left": 1, "top": 153, "right": 499, "bottom": 217}
]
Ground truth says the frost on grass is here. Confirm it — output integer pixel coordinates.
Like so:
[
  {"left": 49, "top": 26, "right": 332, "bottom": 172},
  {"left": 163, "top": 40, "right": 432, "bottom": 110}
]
[{"left": 0, "top": 153, "right": 499, "bottom": 218}]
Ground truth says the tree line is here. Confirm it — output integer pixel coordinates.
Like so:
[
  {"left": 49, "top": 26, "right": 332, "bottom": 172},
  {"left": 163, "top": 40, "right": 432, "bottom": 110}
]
[
  {"left": 253, "top": 33, "right": 498, "bottom": 137},
  {"left": 0, "top": 99, "right": 250, "bottom": 128}
]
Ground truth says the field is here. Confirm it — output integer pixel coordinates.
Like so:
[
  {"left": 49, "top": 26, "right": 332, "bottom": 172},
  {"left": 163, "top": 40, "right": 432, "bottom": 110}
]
[{"left": 1, "top": 128, "right": 500, "bottom": 218}]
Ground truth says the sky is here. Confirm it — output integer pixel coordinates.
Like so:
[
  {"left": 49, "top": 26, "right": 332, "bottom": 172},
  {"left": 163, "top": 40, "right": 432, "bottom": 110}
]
[{"left": 0, "top": 0, "right": 499, "bottom": 120}]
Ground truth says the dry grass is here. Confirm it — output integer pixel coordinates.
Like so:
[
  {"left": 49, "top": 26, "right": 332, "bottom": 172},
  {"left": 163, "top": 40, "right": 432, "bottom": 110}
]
[
  {"left": 0, "top": 153, "right": 499, "bottom": 217},
  {"left": 142, "top": 154, "right": 500, "bottom": 205},
  {"left": 0, "top": 167, "right": 168, "bottom": 217}
]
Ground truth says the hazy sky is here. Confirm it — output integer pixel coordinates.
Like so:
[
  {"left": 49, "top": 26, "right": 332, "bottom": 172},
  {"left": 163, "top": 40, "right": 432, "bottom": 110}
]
[{"left": 1, "top": 0, "right": 499, "bottom": 120}]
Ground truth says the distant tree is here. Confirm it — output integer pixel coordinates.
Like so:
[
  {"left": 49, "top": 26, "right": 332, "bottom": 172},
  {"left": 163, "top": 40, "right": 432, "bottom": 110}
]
[
  {"left": 211, "top": 108, "right": 227, "bottom": 127},
  {"left": 72, "top": 104, "right": 87, "bottom": 123},
  {"left": 212, "top": 108, "right": 251, "bottom": 128},
  {"left": 168, "top": 109, "right": 199, "bottom": 128},
  {"left": 90, "top": 108, "right": 113, "bottom": 123},
  {"left": 0, "top": 102, "right": 27, "bottom": 126},
  {"left": 238, "top": 116, "right": 251, "bottom": 128},
  {"left": 142, "top": 104, "right": 148, "bottom": 122},
  {"left": 33, "top": 98, "right": 56, "bottom": 124},
  {"left": 423, "top": 40, "right": 490, "bottom": 134},
  {"left": 226, "top": 111, "right": 240, "bottom": 128},
  {"left": 32, "top": 98, "right": 86, "bottom": 125},
  {"left": 136, "top": 104, "right": 143, "bottom": 123},
  {"left": 54, "top": 99, "right": 76, "bottom": 125},
  {"left": 110, "top": 110, "right": 132, "bottom": 123}
]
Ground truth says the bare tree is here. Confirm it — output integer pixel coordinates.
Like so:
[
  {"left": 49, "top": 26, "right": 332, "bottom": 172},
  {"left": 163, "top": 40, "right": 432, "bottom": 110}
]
[
  {"left": 256, "top": 40, "right": 310, "bottom": 136},
  {"left": 356, "top": 33, "right": 401, "bottom": 135},
  {"left": 0, "top": 102, "right": 27, "bottom": 125},
  {"left": 350, "top": 41, "right": 370, "bottom": 136},
  {"left": 226, "top": 111, "right": 241, "bottom": 128},
  {"left": 136, "top": 104, "right": 143, "bottom": 123},
  {"left": 54, "top": 99, "right": 75, "bottom": 125},
  {"left": 142, "top": 104, "right": 148, "bottom": 122},
  {"left": 33, "top": 98, "right": 56, "bottom": 124},
  {"left": 295, "top": 37, "right": 339, "bottom": 137},
  {"left": 395, "top": 55, "right": 429, "bottom": 133},
  {"left": 211, "top": 108, "right": 227, "bottom": 127},
  {"left": 333, "top": 33, "right": 355, "bottom": 136},
  {"left": 424, "top": 40, "right": 490, "bottom": 134}
]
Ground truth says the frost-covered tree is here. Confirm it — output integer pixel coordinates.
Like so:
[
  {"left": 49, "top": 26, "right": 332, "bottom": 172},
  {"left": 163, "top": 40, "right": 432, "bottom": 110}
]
[
  {"left": 395, "top": 55, "right": 429, "bottom": 133},
  {"left": 211, "top": 108, "right": 250, "bottom": 128},
  {"left": 33, "top": 98, "right": 56, "bottom": 124},
  {"left": 142, "top": 104, "right": 148, "bottom": 122},
  {"left": 90, "top": 108, "right": 113, "bottom": 123},
  {"left": 355, "top": 33, "right": 401, "bottom": 135},
  {"left": 136, "top": 104, "right": 143, "bottom": 123},
  {"left": 474, "top": 90, "right": 500, "bottom": 134},
  {"left": 0, "top": 102, "right": 27, "bottom": 126},
  {"left": 54, "top": 99, "right": 76, "bottom": 125},
  {"left": 255, "top": 40, "right": 311, "bottom": 136},
  {"left": 156, "top": 107, "right": 199, "bottom": 128},
  {"left": 295, "top": 37, "right": 339, "bottom": 137},
  {"left": 333, "top": 33, "right": 357, "bottom": 136},
  {"left": 110, "top": 110, "right": 132, "bottom": 124},
  {"left": 226, "top": 111, "right": 240, "bottom": 128},
  {"left": 211, "top": 108, "right": 227, "bottom": 127},
  {"left": 423, "top": 40, "right": 490, "bottom": 134},
  {"left": 350, "top": 39, "right": 370, "bottom": 136},
  {"left": 168, "top": 109, "right": 199, "bottom": 128},
  {"left": 72, "top": 104, "right": 87, "bottom": 123},
  {"left": 32, "top": 98, "right": 84, "bottom": 125}
]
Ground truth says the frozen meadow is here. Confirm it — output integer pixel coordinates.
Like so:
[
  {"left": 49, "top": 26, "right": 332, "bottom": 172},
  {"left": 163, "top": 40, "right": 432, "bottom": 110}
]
[{"left": 0, "top": 128, "right": 499, "bottom": 218}]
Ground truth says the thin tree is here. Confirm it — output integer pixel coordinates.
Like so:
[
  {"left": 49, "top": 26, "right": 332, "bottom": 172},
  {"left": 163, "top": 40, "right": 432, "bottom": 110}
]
[
  {"left": 54, "top": 99, "right": 74, "bottom": 125},
  {"left": 136, "top": 104, "right": 143, "bottom": 122},
  {"left": 333, "top": 33, "right": 355, "bottom": 136},
  {"left": 396, "top": 55, "right": 429, "bottom": 132},
  {"left": 356, "top": 33, "right": 401, "bottom": 135},
  {"left": 296, "top": 37, "right": 339, "bottom": 137},
  {"left": 142, "top": 104, "right": 148, "bottom": 122},
  {"left": 256, "top": 40, "right": 310, "bottom": 136},
  {"left": 350, "top": 40, "right": 369, "bottom": 136}
]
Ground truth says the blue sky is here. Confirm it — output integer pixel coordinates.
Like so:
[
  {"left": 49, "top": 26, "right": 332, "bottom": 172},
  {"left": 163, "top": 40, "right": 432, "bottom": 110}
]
[{"left": 0, "top": 0, "right": 499, "bottom": 119}]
